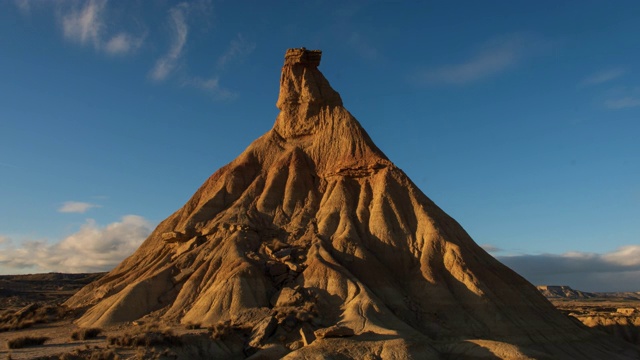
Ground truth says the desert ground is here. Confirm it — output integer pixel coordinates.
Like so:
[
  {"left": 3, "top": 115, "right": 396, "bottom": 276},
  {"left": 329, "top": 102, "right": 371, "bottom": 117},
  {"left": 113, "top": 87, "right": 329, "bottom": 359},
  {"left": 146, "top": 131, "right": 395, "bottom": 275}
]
[
  {"left": 538, "top": 285, "right": 640, "bottom": 346},
  {"left": 0, "top": 273, "right": 638, "bottom": 359}
]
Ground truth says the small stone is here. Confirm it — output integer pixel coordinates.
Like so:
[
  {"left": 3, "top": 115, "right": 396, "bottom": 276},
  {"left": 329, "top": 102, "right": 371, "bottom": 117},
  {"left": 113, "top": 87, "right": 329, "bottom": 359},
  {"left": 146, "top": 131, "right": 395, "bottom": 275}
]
[
  {"left": 264, "top": 245, "right": 275, "bottom": 258},
  {"left": 314, "top": 325, "right": 354, "bottom": 339},
  {"left": 274, "top": 248, "right": 293, "bottom": 258},
  {"left": 299, "top": 323, "right": 316, "bottom": 346},
  {"left": 162, "top": 231, "right": 189, "bottom": 243},
  {"left": 285, "top": 261, "right": 302, "bottom": 272},
  {"left": 289, "top": 340, "right": 304, "bottom": 350}
]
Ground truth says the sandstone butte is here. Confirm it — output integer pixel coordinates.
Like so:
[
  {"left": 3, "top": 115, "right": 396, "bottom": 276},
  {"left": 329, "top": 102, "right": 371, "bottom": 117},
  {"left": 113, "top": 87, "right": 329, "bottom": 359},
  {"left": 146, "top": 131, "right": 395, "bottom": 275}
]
[{"left": 65, "top": 49, "right": 639, "bottom": 359}]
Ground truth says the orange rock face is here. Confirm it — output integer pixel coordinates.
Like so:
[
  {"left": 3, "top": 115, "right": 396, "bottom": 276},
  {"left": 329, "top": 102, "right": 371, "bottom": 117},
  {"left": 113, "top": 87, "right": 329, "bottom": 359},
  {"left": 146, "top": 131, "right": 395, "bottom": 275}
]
[{"left": 65, "top": 49, "right": 639, "bottom": 359}]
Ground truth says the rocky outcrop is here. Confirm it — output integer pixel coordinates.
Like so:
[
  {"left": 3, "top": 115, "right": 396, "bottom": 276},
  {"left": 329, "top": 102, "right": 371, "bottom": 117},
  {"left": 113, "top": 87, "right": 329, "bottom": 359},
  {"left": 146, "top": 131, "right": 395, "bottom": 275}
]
[
  {"left": 65, "top": 48, "right": 639, "bottom": 359},
  {"left": 537, "top": 285, "right": 598, "bottom": 299},
  {"left": 578, "top": 313, "right": 640, "bottom": 346},
  {"left": 314, "top": 325, "right": 355, "bottom": 339}
]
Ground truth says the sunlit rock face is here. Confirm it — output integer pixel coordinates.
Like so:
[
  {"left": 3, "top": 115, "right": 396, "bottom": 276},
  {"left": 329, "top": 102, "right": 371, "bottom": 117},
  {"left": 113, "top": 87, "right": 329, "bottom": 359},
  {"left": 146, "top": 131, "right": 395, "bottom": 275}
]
[{"left": 65, "top": 48, "right": 639, "bottom": 359}]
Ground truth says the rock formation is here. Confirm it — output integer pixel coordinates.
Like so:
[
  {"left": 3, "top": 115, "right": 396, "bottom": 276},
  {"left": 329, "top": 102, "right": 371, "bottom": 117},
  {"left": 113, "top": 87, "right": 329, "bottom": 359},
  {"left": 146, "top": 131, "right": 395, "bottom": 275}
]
[
  {"left": 65, "top": 48, "right": 639, "bottom": 359},
  {"left": 537, "top": 285, "right": 597, "bottom": 299}
]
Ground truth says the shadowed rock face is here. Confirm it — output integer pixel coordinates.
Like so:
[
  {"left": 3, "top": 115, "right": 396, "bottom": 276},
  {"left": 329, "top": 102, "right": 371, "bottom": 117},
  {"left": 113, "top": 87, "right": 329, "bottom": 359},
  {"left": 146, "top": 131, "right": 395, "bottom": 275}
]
[{"left": 65, "top": 49, "right": 639, "bottom": 359}]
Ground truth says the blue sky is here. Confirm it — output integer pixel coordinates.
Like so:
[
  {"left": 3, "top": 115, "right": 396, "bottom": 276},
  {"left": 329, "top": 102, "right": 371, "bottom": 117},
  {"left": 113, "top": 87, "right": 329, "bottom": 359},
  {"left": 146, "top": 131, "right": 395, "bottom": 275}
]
[{"left": 0, "top": 1, "right": 638, "bottom": 291}]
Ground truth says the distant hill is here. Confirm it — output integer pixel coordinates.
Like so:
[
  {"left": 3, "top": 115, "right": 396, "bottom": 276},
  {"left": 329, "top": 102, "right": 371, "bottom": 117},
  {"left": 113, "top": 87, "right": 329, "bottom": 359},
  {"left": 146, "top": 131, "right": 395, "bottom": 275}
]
[
  {"left": 537, "top": 285, "right": 598, "bottom": 299},
  {"left": 0, "top": 272, "right": 105, "bottom": 308},
  {"left": 537, "top": 285, "right": 640, "bottom": 301}
]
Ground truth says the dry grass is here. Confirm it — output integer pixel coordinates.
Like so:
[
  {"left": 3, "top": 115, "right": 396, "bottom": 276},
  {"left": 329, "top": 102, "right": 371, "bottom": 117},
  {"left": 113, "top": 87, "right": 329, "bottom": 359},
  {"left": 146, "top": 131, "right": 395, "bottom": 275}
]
[
  {"left": 208, "top": 320, "right": 233, "bottom": 339},
  {"left": 0, "top": 304, "right": 67, "bottom": 332},
  {"left": 107, "top": 323, "right": 181, "bottom": 348},
  {"left": 6, "top": 335, "right": 49, "bottom": 349},
  {"left": 71, "top": 328, "right": 103, "bottom": 340},
  {"left": 184, "top": 322, "right": 201, "bottom": 330},
  {"left": 133, "top": 347, "right": 176, "bottom": 360},
  {"left": 58, "top": 348, "right": 119, "bottom": 360}
]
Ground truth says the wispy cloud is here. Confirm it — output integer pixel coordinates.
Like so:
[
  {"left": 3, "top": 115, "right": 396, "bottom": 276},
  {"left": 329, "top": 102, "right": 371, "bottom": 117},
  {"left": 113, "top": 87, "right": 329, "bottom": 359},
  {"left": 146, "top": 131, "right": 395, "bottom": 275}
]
[
  {"left": 217, "top": 33, "right": 256, "bottom": 69},
  {"left": 61, "top": 0, "right": 106, "bottom": 49},
  {"left": 348, "top": 32, "right": 379, "bottom": 61},
  {"left": 58, "top": 201, "right": 101, "bottom": 214},
  {"left": 150, "top": 4, "right": 189, "bottom": 81},
  {"left": 104, "top": 32, "right": 145, "bottom": 55},
  {"left": 581, "top": 68, "right": 626, "bottom": 86},
  {"left": 418, "top": 33, "right": 546, "bottom": 85},
  {"left": 175, "top": 33, "right": 255, "bottom": 100},
  {"left": 0, "top": 161, "right": 18, "bottom": 168},
  {"left": 481, "top": 244, "right": 502, "bottom": 253},
  {"left": 182, "top": 76, "right": 237, "bottom": 100},
  {"left": 59, "top": 0, "right": 144, "bottom": 56},
  {"left": 498, "top": 245, "right": 640, "bottom": 291},
  {"left": 603, "top": 87, "right": 640, "bottom": 109},
  {"left": 0, "top": 215, "right": 152, "bottom": 273},
  {"left": 14, "top": 0, "right": 31, "bottom": 14},
  {"left": 160, "top": 31, "right": 251, "bottom": 100},
  {"left": 604, "top": 96, "right": 640, "bottom": 109}
]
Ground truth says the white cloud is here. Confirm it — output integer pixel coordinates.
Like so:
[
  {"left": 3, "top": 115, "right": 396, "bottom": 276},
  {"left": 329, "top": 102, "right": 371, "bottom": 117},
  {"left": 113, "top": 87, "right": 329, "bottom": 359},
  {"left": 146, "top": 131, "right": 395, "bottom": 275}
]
[
  {"left": 481, "top": 244, "right": 502, "bottom": 253},
  {"left": 498, "top": 245, "right": 640, "bottom": 292},
  {"left": 59, "top": 0, "right": 143, "bottom": 55},
  {"left": 217, "top": 34, "right": 256, "bottom": 69},
  {"left": 0, "top": 215, "right": 152, "bottom": 273},
  {"left": 61, "top": 0, "right": 106, "bottom": 49},
  {"left": 58, "top": 201, "right": 101, "bottom": 214},
  {"left": 602, "top": 245, "right": 640, "bottom": 266},
  {"left": 104, "top": 32, "right": 145, "bottom": 55},
  {"left": 581, "top": 68, "right": 626, "bottom": 86},
  {"left": 419, "top": 33, "right": 545, "bottom": 85},
  {"left": 0, "top": 235, "right": 11, "bottom": 246},
  {"left": 150, "top": 4, "right": 189, "bottom": 81}
]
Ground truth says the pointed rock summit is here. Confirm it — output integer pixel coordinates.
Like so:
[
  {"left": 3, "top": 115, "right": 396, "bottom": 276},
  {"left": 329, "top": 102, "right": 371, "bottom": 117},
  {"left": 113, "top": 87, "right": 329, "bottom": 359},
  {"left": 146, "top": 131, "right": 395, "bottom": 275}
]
[{"left": 66, "top": 49, "right": 638, "bottom": 359}]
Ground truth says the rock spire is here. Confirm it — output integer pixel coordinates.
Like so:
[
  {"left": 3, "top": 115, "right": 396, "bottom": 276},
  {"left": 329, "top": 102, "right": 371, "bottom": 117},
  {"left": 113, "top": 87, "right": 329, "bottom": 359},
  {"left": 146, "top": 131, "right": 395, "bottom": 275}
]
[
  {"left": 64, "top": 49, "right": 639, "bottom": 359},
  {"left": 274, "top": 48, "right": 342, "bottom": 138}
]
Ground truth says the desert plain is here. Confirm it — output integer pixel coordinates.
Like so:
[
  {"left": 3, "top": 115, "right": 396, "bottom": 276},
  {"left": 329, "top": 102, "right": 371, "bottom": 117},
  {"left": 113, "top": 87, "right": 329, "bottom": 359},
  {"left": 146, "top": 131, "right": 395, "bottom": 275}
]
[{"left": 0, "top": 273, "right": 638, "bottom": 359}]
